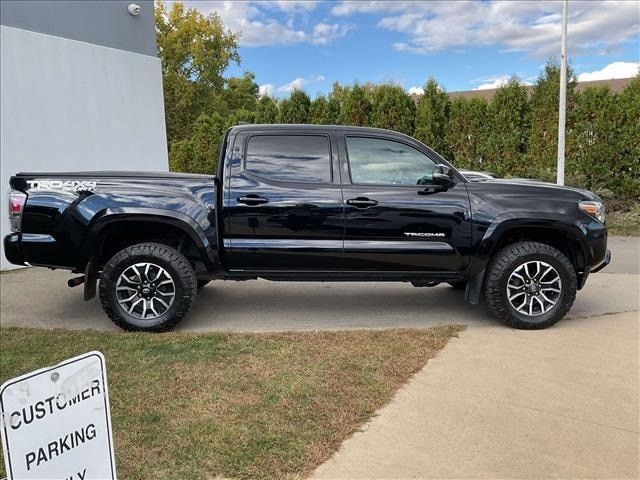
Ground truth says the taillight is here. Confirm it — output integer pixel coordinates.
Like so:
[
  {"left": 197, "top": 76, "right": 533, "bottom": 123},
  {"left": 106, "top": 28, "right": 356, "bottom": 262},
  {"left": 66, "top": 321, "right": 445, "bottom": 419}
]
[{"left": 8, "top": 190, "right": 27, "bottom": 232}]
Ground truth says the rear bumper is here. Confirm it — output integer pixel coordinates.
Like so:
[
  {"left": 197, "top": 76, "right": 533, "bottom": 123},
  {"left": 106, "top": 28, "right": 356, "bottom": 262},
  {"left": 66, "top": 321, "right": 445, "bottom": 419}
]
[{"left": 3, "top": 233, "right": 25, "bottom": 266}]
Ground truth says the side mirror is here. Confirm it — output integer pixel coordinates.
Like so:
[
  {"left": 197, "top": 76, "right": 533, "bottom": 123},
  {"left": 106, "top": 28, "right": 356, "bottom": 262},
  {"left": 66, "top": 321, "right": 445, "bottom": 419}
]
[{"left": 432, "top": 164, "right": 456, "bottom": 189}]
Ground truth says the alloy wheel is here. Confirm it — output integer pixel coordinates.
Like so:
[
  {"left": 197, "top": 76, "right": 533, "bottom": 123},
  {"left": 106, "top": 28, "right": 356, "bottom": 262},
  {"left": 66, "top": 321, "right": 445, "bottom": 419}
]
[
  {"left": 115, "top": 262, "right": 175, "bottom": 320},
  {"left": 506, "top": 260, "right": 562, "bottom": 316}
]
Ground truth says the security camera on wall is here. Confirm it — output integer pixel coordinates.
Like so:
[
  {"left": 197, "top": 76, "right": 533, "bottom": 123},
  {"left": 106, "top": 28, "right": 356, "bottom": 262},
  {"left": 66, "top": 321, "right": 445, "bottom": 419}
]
[{"left": 128, "top": 3, "right": 141, "bottom": 16}]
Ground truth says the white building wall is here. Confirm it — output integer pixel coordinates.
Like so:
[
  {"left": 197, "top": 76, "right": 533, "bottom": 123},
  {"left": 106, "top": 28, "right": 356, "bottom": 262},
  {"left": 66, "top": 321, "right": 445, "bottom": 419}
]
[{"left": 0, "top": 26, "right": 168, "bottom": 269}]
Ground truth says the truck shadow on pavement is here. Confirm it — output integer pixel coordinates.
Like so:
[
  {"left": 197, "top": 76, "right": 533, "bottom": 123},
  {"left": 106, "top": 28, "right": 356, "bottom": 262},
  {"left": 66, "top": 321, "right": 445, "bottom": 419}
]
[
  {"left": 2, "top": 266, "right": 636, "bottom": 333},
  {"left": 1, "top": 269, "right": 497, "bottom": 332},
  {"left": 181, "top": 281, "right": 498, "bottom": 332}
]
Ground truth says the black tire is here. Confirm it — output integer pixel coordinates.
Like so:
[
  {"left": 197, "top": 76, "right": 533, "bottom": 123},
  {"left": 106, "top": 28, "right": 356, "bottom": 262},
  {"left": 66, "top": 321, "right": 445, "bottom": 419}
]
[
  {"left": 99, "top": 243, "right": 197, "bottom": 332},
  {"left": 448, "top": 280, "right": 468, "bottom": 291},
  {"left": 197, "top": 279, "right": 211, "bottom": 290},
  {"left": 484, "top": 241, "right": 576, "bottom": 330}
]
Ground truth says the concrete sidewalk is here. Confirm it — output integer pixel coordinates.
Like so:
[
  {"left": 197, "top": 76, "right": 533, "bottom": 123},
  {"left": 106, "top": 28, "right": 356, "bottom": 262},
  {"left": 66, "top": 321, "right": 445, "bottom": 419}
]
[{"left": 313, "top": 311, "right": 640, "bottom": 479}]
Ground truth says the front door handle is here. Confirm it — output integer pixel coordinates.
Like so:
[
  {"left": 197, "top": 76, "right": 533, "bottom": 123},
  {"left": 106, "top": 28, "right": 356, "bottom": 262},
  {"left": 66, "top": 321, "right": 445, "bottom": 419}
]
[
  {"left": 237, "top": 194, "right": 268, "bottom": 205},
  {"left": 346, "top": 197, "right": 378, "bottom": 208}
]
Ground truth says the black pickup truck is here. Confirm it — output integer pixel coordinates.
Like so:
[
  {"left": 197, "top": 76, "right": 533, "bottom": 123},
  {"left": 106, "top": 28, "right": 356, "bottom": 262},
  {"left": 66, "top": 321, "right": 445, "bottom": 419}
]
[{"left": 5, "top": 124, "right": 610, "bottom": 331}]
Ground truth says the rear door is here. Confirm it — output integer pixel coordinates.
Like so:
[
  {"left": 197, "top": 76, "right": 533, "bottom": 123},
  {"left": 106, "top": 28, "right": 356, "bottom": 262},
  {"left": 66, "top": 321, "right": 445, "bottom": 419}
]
[
  {"left": 223, "top": 129, "right": 344, "bottom": 271},
  {"left": 339, "top": 132, "right": 472, "bottom": 273}
]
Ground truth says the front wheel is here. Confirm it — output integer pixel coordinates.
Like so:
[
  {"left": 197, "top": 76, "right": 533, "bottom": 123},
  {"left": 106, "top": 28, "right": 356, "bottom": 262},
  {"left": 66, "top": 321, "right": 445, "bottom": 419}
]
[
  {"left": 99, "top": 243, "right": 197, "bottom": 332},
  {"left": 484, "top": 241, "right": 577, "bottom": 329}
]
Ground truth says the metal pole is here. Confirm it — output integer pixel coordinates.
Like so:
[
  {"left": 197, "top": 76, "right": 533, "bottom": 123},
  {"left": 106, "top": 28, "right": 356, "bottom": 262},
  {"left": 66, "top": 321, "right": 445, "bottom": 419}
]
[{"left": 557, "top": 0, "right": 568, "bottom": 186}]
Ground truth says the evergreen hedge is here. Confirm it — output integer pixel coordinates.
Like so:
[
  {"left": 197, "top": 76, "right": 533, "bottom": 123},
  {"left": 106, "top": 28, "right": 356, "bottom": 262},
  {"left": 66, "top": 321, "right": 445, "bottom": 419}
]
[{"left": 170, "top": 62, "right": 639, "bottom": 201}]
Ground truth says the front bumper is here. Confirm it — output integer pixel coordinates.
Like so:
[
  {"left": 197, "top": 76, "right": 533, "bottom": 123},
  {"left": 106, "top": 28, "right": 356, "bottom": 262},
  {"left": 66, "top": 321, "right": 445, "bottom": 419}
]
[
  {"left": 591, "top": 248, "right": 611, "bottom": 273},
  {"left": 3, "top": 233, "right": 25, "bottom": 266},
  {"left": 578, "top": 248, "right": 611, "bottom": 289}
]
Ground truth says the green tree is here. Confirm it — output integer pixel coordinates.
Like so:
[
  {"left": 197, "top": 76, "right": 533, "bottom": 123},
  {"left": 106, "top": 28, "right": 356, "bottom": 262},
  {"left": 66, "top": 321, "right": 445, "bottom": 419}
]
[
  {"left": 370, "top": 84, "right": 416, "bottom": 135},
  {"left": 481, "top": 77, "right": 530, "bottom": 176},
  {"left": 169, "top": 113, "right": 226, "bottom": 174},
  {"left": 278, "top": 89, "right": 311, "bottom": 123},
  {"left": 255, "top": 95, "right": 278, "bottom": 124},
  {"left": 326, "top": 83, "right": 343, "bottom": 124},
  {"left": 223, "top": 72, "right": 259, "bottom": 112},
  {"left": 339, "top": 84, "right": 371, "bottom": 126},
  {"left": 310, "top": 95, "right": 331, "bottom": 124},
  {"left": 528, "top": 59, "right": 576, "bottom": 178},
  {"left": 329, "top": 82, "right": 348, "bottom": 105},
  {"left": 414, "top": 78, "right": 450, "bottom": 156},
  {"left": 617, "top": 75, "right": 640, "bottom": 199},
  {"left": 227, "top": 108, "right": 256, "bottom": 128},
  {"left": 445, "top": 97, "right": 488, "bottom": 170},
  {"left": 155, "top": 1, "right": 239, "bottom": 145},
  {"left": 568, "top": 87, "right": 622, "bottom": 193}
]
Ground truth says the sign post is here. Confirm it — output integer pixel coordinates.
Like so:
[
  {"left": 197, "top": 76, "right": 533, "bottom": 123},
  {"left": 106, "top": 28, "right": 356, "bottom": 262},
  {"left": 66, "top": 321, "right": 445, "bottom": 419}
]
[{"left": 1, "top": 351, "right": 117, "bottom": 480}]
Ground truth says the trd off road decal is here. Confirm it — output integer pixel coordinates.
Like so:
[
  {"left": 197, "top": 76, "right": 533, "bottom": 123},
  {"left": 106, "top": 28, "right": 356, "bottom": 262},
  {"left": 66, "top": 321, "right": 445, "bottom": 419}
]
[{"left": 27, "top": 180, "right": 97, "bottom": 192}]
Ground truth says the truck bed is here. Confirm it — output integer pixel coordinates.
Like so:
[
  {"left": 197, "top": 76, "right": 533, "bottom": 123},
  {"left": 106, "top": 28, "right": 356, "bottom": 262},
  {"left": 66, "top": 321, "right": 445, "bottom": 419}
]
[{"left": 15, "top": 170, "right": 215, "bottom": 180}]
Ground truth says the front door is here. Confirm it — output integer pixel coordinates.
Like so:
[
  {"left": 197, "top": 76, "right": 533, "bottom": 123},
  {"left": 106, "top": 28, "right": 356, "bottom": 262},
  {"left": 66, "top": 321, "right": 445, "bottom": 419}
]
[
  {"left": 339, "top": 133, "right": 472, "bottom": 273},
  {"left": 224, "top": 131, "right": 344, "bottom": 271}
]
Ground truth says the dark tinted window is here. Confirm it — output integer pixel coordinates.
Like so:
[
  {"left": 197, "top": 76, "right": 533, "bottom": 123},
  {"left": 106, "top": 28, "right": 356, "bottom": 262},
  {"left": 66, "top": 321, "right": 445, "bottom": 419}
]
[
  {"left": 246, "top": 135, "right": 331, "bottom": 183},
  {"left": 346, "top": 137, "right": 436, "bottom": 185}
]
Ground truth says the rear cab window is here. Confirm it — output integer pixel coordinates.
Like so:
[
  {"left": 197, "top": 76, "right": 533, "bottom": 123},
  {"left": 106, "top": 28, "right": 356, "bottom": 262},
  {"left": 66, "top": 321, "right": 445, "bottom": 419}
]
[{"left": 245, "top": 135, "right": 332, "bottom": 183}]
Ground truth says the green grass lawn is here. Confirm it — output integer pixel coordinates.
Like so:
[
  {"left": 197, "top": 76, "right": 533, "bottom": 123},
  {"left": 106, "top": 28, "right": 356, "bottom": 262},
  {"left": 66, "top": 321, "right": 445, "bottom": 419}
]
[{"left": 0, "top": 325, "right": 462, "bottom": 480}]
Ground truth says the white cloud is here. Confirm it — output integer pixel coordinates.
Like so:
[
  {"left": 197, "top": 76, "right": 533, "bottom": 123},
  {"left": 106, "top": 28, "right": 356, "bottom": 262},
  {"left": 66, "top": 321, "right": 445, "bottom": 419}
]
[
  {"left": 472, "top": 75, "right": 532, "bottom": 90},
  {"left": 407, "top": 86, "right": 424, "bottom": 95},
  {"left": 277, "top": 77, "right": 307, "bottom": 93},
  {"left": 332, "top": 1, "right": 405, "bottom": 17},
  {"left": 180, "top": 1, "right": 350, "bottom": 47},
  {"left": 576, "top": 61, "right": 640, "bottom": 81},
  {"left": 258, "top": 84, "right": 275, "bottom": 97},
  {"left": 273, "top": 75, "right": 326, "bottom": 94},
  {"left": 331, "top": 1, "right": 639, "bottom": 57},
  {"left": 268, "top": 1, "right": 318, "bottom": 12},
  {"left": 473, "top": 77, "right": 511, "bottom": 90},
  {"left": 270, "top": 75, "right": 325, "bottom": 95},
  {"left": 311, "top": 22, "right": 352, "bottom": 45}
]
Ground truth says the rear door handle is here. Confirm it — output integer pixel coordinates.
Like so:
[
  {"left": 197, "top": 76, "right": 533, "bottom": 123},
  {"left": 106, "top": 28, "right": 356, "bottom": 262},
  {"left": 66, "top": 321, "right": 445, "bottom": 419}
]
[
  {"left": 237, "top": 195, "right": 268, "bottom": 205},
  {"left": 346, "top": 197, "right": 378, "bottom": 208}
]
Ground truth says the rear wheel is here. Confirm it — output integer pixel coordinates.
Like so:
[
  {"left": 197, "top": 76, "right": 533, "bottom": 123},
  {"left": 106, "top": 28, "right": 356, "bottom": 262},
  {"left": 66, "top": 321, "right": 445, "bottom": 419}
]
[
  {"left": 484, "top": 241, "right": 576, "bottom": 329},
  {"left": 99, "top": 243, "right": 197, "bottom": 332}
]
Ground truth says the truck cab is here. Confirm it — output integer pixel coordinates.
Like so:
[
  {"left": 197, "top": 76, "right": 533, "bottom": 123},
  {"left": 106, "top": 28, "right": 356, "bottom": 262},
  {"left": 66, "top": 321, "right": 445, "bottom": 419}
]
[{"left": 222, "top": 125, "right": 470, "bottom": 277}]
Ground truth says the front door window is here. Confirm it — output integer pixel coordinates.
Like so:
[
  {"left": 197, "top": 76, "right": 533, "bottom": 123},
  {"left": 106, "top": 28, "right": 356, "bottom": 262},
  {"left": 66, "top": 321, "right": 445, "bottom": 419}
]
[{"left": 346, "top": 136, "right": 437, "bottom": 186}]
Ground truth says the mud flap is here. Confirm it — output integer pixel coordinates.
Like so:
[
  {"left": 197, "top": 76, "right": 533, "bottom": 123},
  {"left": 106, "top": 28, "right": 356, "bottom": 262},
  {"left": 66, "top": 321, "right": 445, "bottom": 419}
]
[
  {"left": 464, "top": 269, "right": 485, "bottom": 305},
  {"left": 83, "top": 258, "right": 98, "bottom": 301}
]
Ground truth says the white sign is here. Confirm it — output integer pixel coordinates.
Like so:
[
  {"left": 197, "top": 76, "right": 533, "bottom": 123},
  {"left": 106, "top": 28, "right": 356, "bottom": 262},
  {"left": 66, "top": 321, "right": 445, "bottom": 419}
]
[{"left": 1, "top": 351, "right": 116, "bottom": 480}]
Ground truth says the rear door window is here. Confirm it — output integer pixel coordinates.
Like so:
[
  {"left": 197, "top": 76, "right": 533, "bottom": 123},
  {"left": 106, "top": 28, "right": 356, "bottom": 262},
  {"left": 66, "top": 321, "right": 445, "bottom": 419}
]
[{"left": 245, "top": 135, "right": 331, "bottom": 183}]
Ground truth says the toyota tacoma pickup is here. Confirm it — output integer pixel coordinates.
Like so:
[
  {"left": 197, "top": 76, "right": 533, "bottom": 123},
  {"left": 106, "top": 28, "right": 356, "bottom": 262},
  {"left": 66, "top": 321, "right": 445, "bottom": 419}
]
[{"left": 4, "top": 124, "right": 610, "bottom": 331}]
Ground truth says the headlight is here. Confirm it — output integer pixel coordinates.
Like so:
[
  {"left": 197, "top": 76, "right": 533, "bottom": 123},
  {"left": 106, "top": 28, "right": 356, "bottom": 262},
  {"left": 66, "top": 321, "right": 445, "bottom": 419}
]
[{"left": 579, "top": 200, "right": 605, "bottom": 224}]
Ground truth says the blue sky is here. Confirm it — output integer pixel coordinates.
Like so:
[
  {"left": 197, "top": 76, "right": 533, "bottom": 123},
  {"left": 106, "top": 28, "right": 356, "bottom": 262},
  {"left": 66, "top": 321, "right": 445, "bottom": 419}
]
[{"left": 182, "top": 1, "right": 640, "bottom": 97}]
